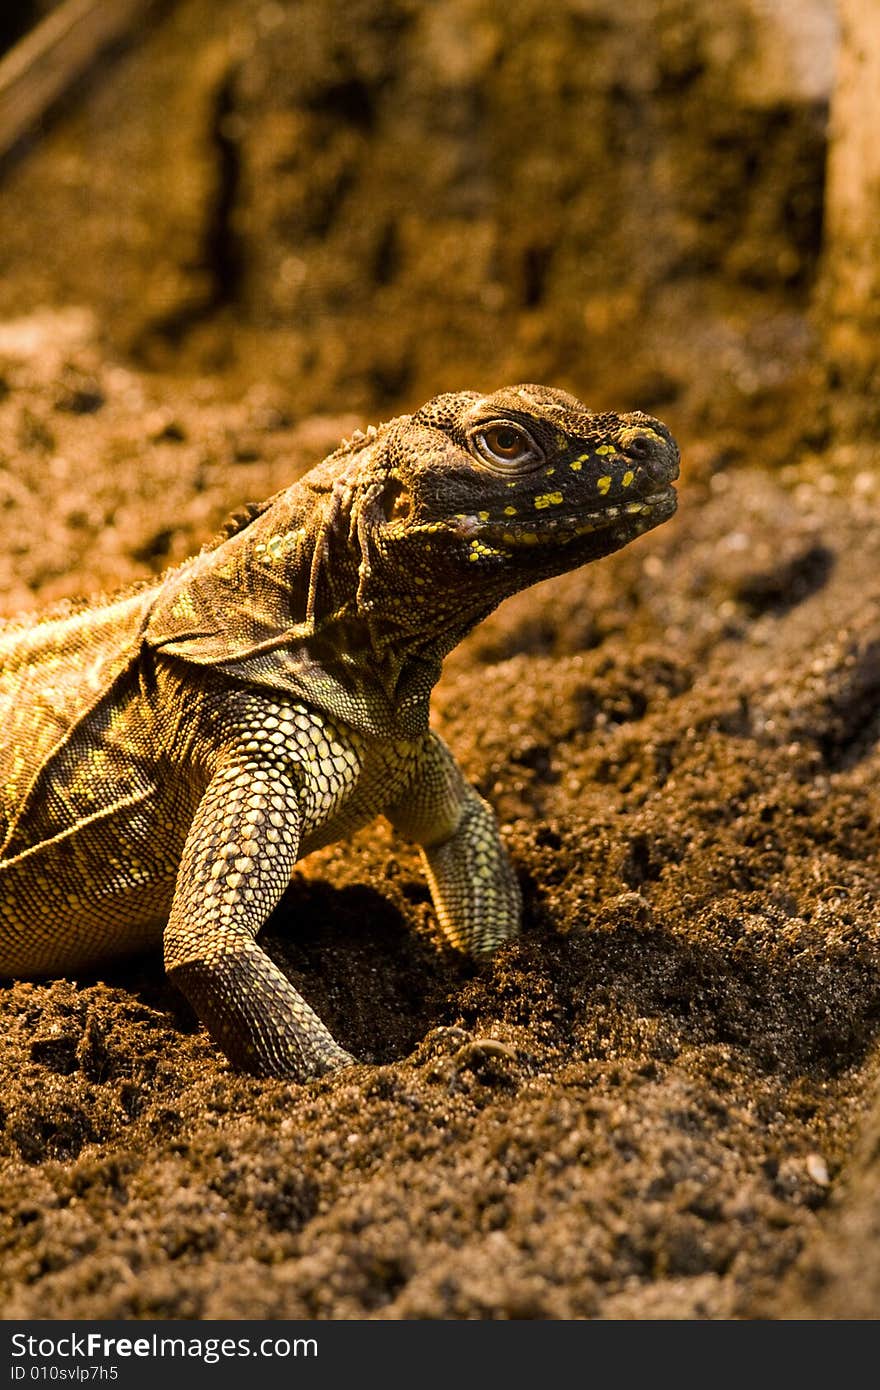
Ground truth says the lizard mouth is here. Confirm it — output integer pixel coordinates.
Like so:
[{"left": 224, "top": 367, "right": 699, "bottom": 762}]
[{"left": 451, "top": 486, "right": 677, "bottom": 548}]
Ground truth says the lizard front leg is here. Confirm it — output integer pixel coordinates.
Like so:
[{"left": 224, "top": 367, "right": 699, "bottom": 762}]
[
  {"left": 164, "top": 757, "right": 353, "bottom": 1079},
  {"left": 386, "top": 731, "right": 521, "bottom": 957}
]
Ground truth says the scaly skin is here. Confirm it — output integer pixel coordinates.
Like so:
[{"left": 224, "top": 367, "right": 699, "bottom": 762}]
[{"left": 0, "top": 385, "right": 679, "bottom": 1078}]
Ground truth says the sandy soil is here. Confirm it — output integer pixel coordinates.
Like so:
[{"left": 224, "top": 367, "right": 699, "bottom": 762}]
[{"left": 0, "top": 316, "right": 879, "bottom": 1318}]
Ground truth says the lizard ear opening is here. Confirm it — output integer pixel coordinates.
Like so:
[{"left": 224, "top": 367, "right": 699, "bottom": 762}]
[{"left": 382, "top": 479, "right": 412, "bottom": 523}]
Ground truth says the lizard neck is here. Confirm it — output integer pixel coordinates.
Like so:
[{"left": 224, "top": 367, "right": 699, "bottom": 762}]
[
  {"left": 145, "top": 469, "right": 457, "bottom": 737},
  {"left": 147, "top": 434, "right": 509, "bottom": 737}
]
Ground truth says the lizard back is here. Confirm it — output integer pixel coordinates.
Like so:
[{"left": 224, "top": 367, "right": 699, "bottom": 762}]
[{"left": 0, "top": 586, "right": 157, "bottom": 855}]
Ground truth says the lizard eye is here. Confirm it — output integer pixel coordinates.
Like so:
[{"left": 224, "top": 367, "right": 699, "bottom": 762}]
[{"left": 470, "top": 422, "right": 544, "bottom": 472}]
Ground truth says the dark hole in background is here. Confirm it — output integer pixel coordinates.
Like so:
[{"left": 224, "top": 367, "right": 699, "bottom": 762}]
[{"left": 0, "top": 2, "right": 60, "bottom": 57}]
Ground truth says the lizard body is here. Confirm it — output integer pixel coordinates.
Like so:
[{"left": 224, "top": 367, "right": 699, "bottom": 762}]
[{"left": 0, "top": 385, "right": 679, "bottom": 1078}]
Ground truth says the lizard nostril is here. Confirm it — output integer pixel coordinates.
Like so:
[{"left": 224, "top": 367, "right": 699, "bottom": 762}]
[
  {"left": 625, "top": 435, "right": 653, "bottom": 460},
  {"left": 622, "top": 431, "right": 680, "bottom": 486}
]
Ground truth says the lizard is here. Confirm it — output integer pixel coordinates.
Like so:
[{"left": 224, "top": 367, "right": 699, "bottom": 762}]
[{"left": 0, "top": 384, "right": 679, "bottom": 1080}]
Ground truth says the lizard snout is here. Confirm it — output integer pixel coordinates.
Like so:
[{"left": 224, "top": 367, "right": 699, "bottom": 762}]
[{"left": 617, "top": 421, "right": 680, "bottom": 488}]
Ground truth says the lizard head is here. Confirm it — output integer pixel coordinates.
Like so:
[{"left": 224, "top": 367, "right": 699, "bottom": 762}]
[
  {"left": 376, "top": 383, "right": 679, "bottom": 589},
  {"left": 146, "top": 383, "right": 679, "bottom": 732}
]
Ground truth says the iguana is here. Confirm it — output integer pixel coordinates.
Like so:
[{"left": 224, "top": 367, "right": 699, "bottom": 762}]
[{"left": 0, "top": 385, "right": 679, "bottom": 1079}]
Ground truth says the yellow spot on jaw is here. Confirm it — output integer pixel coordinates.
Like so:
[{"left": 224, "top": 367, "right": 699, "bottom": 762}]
[
  {"left": 569, "top": 459, "right": 582, "bottom": 471},
  {"left": 596, "top": 476, "right": 612, "bottom": 495},
  {"left": 534, "top": 491, "right": 564, "bottom": 509},
  {"left": 622, "top": 470, "right": 635, "bottom": 488},
  {"left": 478, "top": 511, "right": 490, "bottom": 521},
  {"left": 504, "top": 506, "right": 517, "bottom": 516},
  {"left": 468, "top": 537, "right": 497, "bottom": 561},
  {"left": 595, "top": 444, "right": 616, "bottom": 455}
]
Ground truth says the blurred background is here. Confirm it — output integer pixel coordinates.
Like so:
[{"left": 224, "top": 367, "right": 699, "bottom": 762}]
[{"left": 0, "top": 0, "right": 862, "bottom": 440}]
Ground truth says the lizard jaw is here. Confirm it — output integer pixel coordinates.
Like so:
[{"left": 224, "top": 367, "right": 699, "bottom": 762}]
[{"left": 449, "top": 486, "right": 677, "bottom": 548}]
